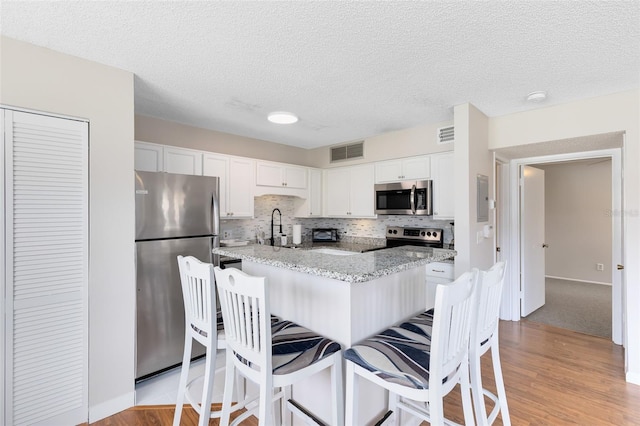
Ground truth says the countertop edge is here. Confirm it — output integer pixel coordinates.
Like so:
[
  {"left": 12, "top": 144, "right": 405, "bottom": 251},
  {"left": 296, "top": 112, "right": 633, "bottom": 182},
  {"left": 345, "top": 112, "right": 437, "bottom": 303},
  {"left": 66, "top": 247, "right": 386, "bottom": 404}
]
[{"left": 213, "top": 246, "right": 456, "bottom": 283}]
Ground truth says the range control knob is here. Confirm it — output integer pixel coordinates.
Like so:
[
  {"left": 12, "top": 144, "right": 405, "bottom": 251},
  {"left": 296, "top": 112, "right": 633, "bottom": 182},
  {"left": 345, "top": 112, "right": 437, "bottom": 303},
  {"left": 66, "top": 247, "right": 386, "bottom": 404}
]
[
  {"left": 393, "top": 229, "right": 398, "bottom": 234},
  {"left": 426, "top": 231, "right": 432, "bottom": 237},
  {"left": 420, "top": 231, "right": 426, "bottom": 236},
  {"left": 433, "top": 232, "right": 438, "bottom": 238},
  {"left": 388, "top": 229, "right": 393, "bottom": 234}
]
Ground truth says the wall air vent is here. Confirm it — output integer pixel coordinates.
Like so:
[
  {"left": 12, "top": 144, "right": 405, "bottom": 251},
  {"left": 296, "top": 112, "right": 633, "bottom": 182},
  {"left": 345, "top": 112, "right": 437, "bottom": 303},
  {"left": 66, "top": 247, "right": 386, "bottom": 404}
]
[
  {"left": 437, "top": 126, "right": 455, "bottom": 144},
  {"left": 330, "top": 141, "right": 364, "bottom": 163}
]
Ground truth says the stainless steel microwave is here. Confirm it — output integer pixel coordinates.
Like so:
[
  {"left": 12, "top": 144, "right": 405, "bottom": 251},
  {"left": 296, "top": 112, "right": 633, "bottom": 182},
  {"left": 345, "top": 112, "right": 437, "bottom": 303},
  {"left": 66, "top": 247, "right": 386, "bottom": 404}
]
[{"left": 374, "top": 180, "right": 433, "bottom": 215}]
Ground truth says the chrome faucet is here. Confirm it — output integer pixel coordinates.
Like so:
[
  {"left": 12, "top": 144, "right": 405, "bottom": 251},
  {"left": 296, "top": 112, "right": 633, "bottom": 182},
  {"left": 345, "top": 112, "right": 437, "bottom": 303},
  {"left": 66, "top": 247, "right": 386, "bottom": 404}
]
[{"left": 271, "top": 208, "right": 282, "bottom": 246}]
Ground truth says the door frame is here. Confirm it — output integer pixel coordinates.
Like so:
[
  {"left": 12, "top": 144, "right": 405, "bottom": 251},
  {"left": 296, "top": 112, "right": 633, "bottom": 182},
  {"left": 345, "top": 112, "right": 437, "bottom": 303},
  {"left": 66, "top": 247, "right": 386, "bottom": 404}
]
[
  {"left": 503, "top": 148, "right": 624, "bottom": 345},
  {"left": 494, "top": 155, "right": 512, "bottom": 319}
]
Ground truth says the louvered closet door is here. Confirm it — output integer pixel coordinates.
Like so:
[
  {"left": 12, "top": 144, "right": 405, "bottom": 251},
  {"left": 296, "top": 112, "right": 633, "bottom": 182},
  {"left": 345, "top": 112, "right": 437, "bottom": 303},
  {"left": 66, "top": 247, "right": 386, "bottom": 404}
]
[{"left": 3, "top": 109, "right": 88, "bottom": 426}]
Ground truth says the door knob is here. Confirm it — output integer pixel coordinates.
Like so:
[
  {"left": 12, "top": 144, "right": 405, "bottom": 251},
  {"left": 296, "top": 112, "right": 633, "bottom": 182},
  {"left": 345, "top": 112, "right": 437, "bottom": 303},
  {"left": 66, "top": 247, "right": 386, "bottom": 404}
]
[
  {"left": 542, "top": 244, "right": 549, "bottom": 248},
  {"left": 617, "top": 264, "right": 624, "bottom": 270}
]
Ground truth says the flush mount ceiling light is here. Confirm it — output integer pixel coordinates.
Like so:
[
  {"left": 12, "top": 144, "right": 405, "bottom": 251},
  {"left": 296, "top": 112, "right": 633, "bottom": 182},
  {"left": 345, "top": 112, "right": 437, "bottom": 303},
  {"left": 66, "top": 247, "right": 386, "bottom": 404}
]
[
  {"left": 526, "top": 91, "right": 547, "bottom": 102},
  {"left": 267, "top": 111, "right": 298, "bottom": 124}
]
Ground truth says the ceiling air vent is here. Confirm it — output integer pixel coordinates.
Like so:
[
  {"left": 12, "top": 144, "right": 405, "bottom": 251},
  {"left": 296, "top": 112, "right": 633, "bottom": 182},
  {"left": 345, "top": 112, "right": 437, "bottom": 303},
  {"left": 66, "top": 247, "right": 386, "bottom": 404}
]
[
  {"left": 330, "top": 141, "right": 364, "bottom": 163},
  {"left": 437, "top": 126, "right": 454, "bottom": 144}
]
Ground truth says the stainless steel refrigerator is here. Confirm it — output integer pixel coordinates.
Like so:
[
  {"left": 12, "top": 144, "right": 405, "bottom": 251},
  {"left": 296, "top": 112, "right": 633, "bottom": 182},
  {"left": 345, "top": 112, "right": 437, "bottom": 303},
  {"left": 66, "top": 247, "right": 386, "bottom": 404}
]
[{"left": 135, "top": 171, "right": 220, "bottom": 381}]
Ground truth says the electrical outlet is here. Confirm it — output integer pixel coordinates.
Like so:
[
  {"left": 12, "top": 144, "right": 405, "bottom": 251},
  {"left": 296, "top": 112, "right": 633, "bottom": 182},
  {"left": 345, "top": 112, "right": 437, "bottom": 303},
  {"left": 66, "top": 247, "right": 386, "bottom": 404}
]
[
  {"left": 596, "top": 263, "right": 604, "bottom": 271},
  {"left": 223, "top": 230, "right": 230, "bottom": 239}
]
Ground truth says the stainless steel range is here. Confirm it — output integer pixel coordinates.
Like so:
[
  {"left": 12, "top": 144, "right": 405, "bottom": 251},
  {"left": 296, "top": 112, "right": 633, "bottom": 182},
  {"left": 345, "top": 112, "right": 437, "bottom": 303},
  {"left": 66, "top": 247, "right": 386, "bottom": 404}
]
[{"left": 385, "top": 226, "right": 444, "bottom": 248}]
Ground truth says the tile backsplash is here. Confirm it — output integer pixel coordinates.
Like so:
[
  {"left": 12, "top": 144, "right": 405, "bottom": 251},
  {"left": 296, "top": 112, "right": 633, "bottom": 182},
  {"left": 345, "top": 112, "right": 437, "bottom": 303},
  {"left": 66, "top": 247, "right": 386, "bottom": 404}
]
[{"left": 221, "top": 195, "right": 454, "bottom": 245}]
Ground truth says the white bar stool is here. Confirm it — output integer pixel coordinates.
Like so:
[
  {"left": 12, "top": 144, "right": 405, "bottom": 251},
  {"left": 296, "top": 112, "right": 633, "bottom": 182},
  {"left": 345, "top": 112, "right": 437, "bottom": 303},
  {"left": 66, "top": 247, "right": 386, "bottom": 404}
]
[
  {"left": 173, "top": 256, "right": 245, "bottom": 426},
  {"left": 470, "top": 261, "right": 511, "bottom": 426},
  {"left": 213, "top": 266, "right": 344, "bottom": 426},
  {"left": 344, "top": 269, "right": 479, "bottom": 425}
]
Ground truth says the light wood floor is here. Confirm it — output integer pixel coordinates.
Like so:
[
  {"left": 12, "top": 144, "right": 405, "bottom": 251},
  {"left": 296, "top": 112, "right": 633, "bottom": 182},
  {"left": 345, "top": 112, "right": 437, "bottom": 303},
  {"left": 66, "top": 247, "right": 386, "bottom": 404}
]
[{"left": 92, "top": 320, "right": 640, "bottom": 425}]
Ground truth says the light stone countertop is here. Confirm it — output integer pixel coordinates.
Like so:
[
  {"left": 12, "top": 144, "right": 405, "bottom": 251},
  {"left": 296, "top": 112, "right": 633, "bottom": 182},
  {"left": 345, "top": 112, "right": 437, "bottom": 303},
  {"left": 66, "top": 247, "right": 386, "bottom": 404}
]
[{"left": 213, "top": 245, "right": 456, "bottom": 283}]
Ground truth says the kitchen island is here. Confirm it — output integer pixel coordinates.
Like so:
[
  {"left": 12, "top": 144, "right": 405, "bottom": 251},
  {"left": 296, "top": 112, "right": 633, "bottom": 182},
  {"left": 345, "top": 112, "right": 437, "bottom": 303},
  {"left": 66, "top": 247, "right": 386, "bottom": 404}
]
[
  {"left": 213, "top": 244, "right": 455, "bottom": 347},
  {"left": 213, "top": 244, "right": 455, "bottom": 423},
  {"left": 212, "top": 244, "right": 456, "bottom": 424}
]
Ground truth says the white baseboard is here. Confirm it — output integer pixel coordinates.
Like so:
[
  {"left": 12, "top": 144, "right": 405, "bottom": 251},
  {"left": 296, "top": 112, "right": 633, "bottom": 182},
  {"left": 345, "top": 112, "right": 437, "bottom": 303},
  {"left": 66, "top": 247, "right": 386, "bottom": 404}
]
[
  {"left": 545, "top": 275, "right": 612, "bottom": 286},
  {"left": 626, "top": 371, "right": 640, "bottom": 386},
  {"left": 89, "top": 391, "right": 135, "bottom": 423}
]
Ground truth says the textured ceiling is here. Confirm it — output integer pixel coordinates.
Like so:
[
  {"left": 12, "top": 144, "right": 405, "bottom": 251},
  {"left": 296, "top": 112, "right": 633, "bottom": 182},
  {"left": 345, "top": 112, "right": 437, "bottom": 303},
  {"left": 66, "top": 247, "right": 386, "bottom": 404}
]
[{"left": 2, "top": 1, "right": 639, "bottom": 149}]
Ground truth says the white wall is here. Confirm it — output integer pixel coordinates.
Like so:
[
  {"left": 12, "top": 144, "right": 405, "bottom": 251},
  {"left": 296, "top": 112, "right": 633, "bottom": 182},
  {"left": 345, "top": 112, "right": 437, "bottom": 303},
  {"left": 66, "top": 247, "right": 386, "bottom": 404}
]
[
  {"left": 538, "top": 160, "right": 612, "bottom": 284},
  {"left": 0, "top": 36, "right": 136, "bottom": 420},
  {"left": 488, "top": 89, "right": 640, "bottom": 384},
  {"left": 306, "top": 120, "right": 453, "bottom": 169},
  {"left": 137, "top": 114, "right": 454, "bottom": 170},
  {"left": 453, "top": 103, "right": 495, "bottom": 276},
  {"left": 136, "top": 114, "right": 311, "bottom": 166}
]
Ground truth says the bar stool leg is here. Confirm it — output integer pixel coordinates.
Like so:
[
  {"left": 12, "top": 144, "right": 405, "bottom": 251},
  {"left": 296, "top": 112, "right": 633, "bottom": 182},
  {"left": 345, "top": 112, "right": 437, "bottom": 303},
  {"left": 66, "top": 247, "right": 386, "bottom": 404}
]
[
  {"left": 345, "top": 361, "right": 359, "bottom": 425},
  {"left": 491, "top": 335, "right": 511, "bottom": 426}
]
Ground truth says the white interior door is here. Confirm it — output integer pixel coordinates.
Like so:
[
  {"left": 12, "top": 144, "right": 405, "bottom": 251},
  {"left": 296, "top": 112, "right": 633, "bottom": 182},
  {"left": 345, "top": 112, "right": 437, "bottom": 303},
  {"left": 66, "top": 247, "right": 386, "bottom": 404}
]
[{"left": 521, "top": 165, "right": 546, "bottom": 316}]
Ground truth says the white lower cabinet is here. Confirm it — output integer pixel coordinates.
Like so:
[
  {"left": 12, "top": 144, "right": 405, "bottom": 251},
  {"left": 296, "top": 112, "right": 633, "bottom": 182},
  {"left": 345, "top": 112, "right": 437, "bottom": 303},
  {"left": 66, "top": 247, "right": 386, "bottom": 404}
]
[
  {"left": 325, "top": 164, "right": 376, "bottom": 218},
  {"left": 425, "top": 262, "right": 454, "bottom": 308}
]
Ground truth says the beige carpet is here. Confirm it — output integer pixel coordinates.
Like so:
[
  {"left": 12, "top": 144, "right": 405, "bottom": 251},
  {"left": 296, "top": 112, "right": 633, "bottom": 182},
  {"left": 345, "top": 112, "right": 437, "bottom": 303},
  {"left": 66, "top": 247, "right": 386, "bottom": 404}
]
[{"left": 524, "top": 277, "right": 612, "bottom": 339}]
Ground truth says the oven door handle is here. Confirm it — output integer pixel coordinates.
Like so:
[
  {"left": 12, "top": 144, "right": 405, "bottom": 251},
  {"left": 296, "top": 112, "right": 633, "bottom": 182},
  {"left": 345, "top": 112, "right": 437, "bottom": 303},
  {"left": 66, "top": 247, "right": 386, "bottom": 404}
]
[{"left": 410, "top": 184, "right": 416, "bottom": 214}]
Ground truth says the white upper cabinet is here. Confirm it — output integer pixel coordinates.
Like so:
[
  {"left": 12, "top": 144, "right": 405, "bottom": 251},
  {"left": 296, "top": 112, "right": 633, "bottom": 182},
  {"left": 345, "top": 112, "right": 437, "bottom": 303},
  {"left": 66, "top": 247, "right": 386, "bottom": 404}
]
[
  {"left": 308, "top": 168, "right": 323, "bottom": 217},
  {"left": 204, "top": 153, "right": 254, "bottom": 219},
  {"left": 135, "top": 141, "right": 203, "bottom": 175},
  {"left": 430, "top": 151, "right": 455, "bottom": 220},
  {"left": 134, "top": 141, "right": 163, "bottom": 172},
  {"left": 163, "top": 146, "right": 203, "bottom": 175},
  {"left": 256, "top": 160, "right": 307, "bottom": 189},
  {"left": 295, "top": 168, "right": 323, "bottom": 218},
  {"left": 254, "top": 160, "right": 308, "bottom": 198},
  {"left": 325, "top": 164, "right": 376, "bottom": 218},
  {"left": 375, "top": 155, "right": 431, "bottom": 183},
  {"left": 202, "top": 153, "right": 229, "bottom": 218},
  {"left": 227, "top": 157, "right": 255, "bottom": 218}
]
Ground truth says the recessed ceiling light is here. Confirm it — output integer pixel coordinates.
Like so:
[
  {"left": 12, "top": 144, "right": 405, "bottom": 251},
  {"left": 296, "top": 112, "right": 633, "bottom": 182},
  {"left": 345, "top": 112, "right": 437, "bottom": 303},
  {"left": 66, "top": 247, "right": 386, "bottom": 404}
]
[
  {"left": 267, "top": 111, "right": 298, "bottom": 124},
  {"left": 526, "top": 91, "right": 547, "bottom": 102}
]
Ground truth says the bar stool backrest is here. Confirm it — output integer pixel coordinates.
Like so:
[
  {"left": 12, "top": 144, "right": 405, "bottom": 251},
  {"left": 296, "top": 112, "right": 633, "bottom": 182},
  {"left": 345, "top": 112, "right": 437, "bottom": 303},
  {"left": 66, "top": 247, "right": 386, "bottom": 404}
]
[
  {"left": 471, "top": 261, "right": 507, "bottom": 353},
  {"left": 177, "top": 255, "right": 217, "bottom": 347},
  {"left": 430, "top": 268, "right": 480, "bottom": 393},
  {"left": 214, "top": 267, "right": 272, "bottom": 379}
]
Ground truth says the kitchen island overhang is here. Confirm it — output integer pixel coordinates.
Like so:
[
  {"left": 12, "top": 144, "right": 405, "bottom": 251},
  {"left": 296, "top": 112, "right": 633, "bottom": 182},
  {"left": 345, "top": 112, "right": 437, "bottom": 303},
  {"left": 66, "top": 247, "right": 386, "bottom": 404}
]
[{"left": 211, "top": 244, "right": 456, "bottom": 347}]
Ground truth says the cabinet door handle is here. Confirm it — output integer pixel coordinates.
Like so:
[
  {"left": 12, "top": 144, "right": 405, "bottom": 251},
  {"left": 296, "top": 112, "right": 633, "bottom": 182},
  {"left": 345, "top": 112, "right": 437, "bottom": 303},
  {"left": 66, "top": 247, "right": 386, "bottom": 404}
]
[{"left": 433, "top": 269, "right": 445, "bottom": 273}]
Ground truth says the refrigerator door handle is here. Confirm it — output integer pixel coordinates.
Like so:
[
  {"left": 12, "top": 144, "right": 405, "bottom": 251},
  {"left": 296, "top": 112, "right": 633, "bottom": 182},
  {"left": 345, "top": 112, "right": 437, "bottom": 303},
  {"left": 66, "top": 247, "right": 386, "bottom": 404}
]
[
  {"left": 211, "top": 236, "right": 220, "bottom": 266},
  {"left": 212, "top": 190, "right": 220, "bottom": 236}
]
